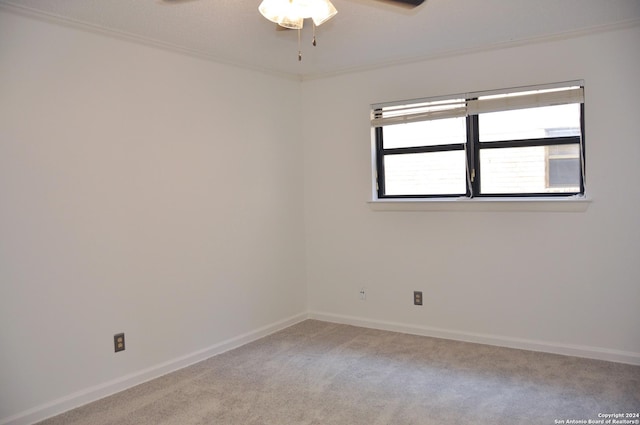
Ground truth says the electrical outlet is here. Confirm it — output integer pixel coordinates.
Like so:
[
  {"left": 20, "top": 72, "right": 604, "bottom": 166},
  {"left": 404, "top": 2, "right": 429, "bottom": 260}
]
[
  {"left": 414, "top": 291, "right": 423, "bottom": 306},
  {"left": 114, "top": 333, "right": 125, "bottom": 353},
  {"left": 359, "top": 288, "right": 366, "bottom": 301}
]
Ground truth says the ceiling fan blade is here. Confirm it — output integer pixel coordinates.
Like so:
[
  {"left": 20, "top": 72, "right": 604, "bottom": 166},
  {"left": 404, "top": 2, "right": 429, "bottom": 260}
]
[{"left": 377, "top": 0, "right": 425, "bottom": 7}]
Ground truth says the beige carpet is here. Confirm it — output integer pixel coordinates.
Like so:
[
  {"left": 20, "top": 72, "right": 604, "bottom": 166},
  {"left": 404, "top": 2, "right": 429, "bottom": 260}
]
[{"left": 37, "top": 320, "right": 640, "bottom": 425}]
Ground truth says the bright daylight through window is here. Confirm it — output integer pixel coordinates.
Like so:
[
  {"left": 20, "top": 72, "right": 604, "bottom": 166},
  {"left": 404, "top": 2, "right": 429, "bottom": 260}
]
[{"left": 371, "top": 82, "right": 585, "bottom": 199}]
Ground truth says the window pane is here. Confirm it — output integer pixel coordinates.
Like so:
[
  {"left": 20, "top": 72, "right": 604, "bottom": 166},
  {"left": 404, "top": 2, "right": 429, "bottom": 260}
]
[
  {"left": 479, "top": 104, "right": 580, "bottom": 142},
  {"left": 480, "top": 145, "right": 580, "bottom": 194},
  {"left": 549, "top": 158, "right": 580, "bottom": 187},
  {"left": 383, "top": 117, "right": 466, "bottom": 149},
  {"left": 548, "top": 144, "right": 581, "bottom": 187},
  {"left": 384, "top": 151, "right": 466, "bottom": 195}
]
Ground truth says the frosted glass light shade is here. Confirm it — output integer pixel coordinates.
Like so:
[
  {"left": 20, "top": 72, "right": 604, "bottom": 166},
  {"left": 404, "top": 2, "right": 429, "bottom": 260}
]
[
  {"left": 309, "top": 0, "right": 337, "bottom": 26},
  {"left": 258, "top": 0, "right": 337, "bottom": 29}
]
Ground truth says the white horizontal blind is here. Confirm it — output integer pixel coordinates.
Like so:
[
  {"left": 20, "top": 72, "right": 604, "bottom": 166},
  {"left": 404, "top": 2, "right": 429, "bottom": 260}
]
[
  {"left": 371, "top": 83, "right": 584, "bottom": 128},
  {"left": 370, "top": 99, "right": 466, "bottom": 127},
  {"left": 467, "top": 87, "right": 584, "bottom": 115}
]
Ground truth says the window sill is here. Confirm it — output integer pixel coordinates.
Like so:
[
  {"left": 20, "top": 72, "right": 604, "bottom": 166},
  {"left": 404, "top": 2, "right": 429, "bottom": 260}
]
[{"left": 368, "top": 195, "right": 592, "bottom": 212}]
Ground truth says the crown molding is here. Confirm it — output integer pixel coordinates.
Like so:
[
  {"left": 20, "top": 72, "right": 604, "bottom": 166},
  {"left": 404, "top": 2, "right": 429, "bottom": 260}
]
[
  {"left": 1, "top": 1, "right": 638, "bottom": 83},
  {"left": 0, "top": 1, "right": 302, "bottom": 81},
  {"left": 300, "top": 17, "right": 640, "bottom": 81}
]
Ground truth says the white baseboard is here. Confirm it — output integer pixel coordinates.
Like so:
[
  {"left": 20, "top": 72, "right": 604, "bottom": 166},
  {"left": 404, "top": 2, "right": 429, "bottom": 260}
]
[
  {"left": 309, "top": 311, "right": 640, "bottom": 366},
  {"left": 1, "top": 312, "right": 309, "bottom": 425},
  {"left": 5, "top": 311, "right": 638, "bottom": 425}
]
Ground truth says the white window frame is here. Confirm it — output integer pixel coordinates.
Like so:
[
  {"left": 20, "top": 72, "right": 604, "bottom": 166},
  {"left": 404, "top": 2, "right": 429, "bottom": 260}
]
[{"left": 369, "top": 81, "right": 591, "bottom": 211}]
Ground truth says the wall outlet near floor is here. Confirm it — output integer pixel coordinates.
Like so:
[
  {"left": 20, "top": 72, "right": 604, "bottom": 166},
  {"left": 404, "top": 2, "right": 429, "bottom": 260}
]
[
  {"left": 414, "top": 291, "right": 423, "bottom": 306},
  {"left": 359, "top": 288, "right": 366, "bottom": 301},
  {"left": 114, "top": 333, "right": 125, "bottom": 353}
]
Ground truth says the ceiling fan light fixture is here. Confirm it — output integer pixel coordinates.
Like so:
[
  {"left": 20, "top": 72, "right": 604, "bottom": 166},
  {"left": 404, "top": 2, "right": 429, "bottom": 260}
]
[
  {"left": 259, "top": 0, "right": 337, "bottom": 61},
  {"left": 309, "top": 0, "right": 337, "bottom": 26},
  {"left": 259, "top": 0, "right": 300, "bottom": 28},
  {"left": 258, "top": 0, "right": 337, "bottom": 29},
  {"left": 279, "top": 15, "right": 304, "bottom": 30}
]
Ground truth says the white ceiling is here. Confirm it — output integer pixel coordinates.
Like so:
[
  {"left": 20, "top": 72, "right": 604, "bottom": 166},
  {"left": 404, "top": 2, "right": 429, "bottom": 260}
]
[{"left": 2, "top": 0, "right": 639, "bottom": 79}]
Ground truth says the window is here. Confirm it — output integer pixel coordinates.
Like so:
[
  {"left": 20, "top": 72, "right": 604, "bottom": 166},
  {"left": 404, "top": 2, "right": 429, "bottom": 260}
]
[{"left": 372, "top": 82, "right": 585, "bottom": 199}]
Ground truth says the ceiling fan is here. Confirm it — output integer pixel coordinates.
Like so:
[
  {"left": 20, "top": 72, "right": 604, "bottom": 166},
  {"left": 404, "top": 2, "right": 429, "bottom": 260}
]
[
  {"left": 372, "top": 0, "right": 424, "bottom": 6},
  {"left": 161, "top": 0, "right": 425, "bottom": 28},
  {"left": 162, "top": 0, "right": 426, "bottom": 60},
  {"left": 160, "top": 0, "right": 425, "bottom": 7}
]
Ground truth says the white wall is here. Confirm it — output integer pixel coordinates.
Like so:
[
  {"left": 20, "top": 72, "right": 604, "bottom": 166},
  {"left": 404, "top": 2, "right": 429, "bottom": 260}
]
[
  {"left": 303, "top": 26, "right": 640, "bottom": 360},
  {"left": 1, "top": 6, "right": 639, "bottom": 424},
  {"left": 0, "top": 9, "right": 305, "bottom": 423}
]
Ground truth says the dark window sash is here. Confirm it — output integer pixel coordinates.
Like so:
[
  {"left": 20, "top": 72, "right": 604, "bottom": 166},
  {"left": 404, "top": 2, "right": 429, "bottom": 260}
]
[{"left": 374, "top": 103, "right": 584, "bottom": 198}]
